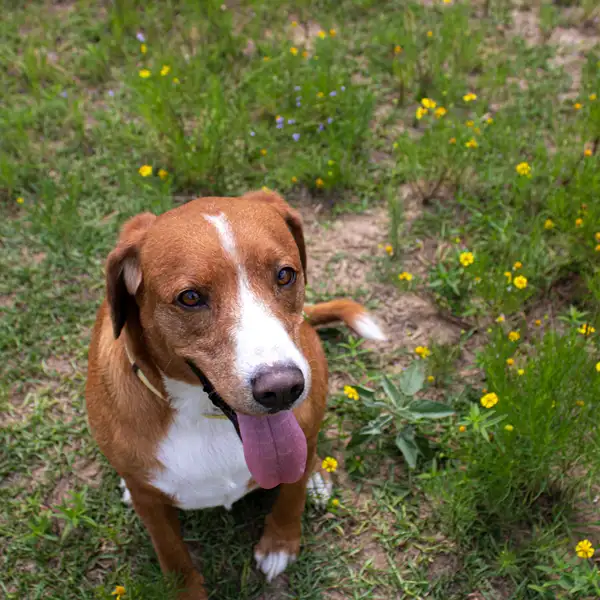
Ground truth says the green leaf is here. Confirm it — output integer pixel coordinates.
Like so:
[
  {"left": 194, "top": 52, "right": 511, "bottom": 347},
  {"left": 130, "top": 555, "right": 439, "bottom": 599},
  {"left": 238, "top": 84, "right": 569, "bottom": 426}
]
[
  {"left": 354, "top": 385, "right": 376, "bottom": 399},
  {"left": 395, "top": 431, "right": 420, "bottom": 469},
  {"left": 409, "top": 399, "right": 455, "bottom": 419},
  {"left": 399, "top": 362, "right": 425, "bottom": 396},
  {"left": 346, "top": 430, "right": 372, "bottom": 450},
  {"left": 382, "top": 375, "right": 405, "bottom": 407}
]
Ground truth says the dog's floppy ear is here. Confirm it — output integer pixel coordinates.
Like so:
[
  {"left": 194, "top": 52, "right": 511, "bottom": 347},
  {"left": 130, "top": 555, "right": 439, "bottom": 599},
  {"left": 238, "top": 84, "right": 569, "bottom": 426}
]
[
  {"left": 106, "top": 212, "right": 156, "bottom": 338},
  {"left": 242, "top": 190, "right": 307, "bottom": 283}
]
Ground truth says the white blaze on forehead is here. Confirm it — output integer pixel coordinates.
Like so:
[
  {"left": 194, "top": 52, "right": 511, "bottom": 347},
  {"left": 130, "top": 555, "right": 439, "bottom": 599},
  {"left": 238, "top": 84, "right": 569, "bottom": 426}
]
[
  {"left": 204, "top": 213, "right": 237, "bottom": 258},
  {"left": 203, "top": 212, "right": 311, "bottom": 399}
]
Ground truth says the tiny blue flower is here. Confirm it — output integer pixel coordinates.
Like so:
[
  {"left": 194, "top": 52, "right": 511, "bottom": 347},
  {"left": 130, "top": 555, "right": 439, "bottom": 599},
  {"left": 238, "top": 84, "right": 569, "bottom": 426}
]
[
  {"left": 292, "top": 133, "right": 300, "bottom": 141},
  {"left": 250, "top": 131, "right": 256, "bottom": 137},
  {"left": 287, "top": 119, "right": 295, "bottom": 125},
  {"left": 294, "top": 86, "right": 301, "bottom": 91},
  {"left": 60, "top": 91, "right": 68, "bottom": 98},
  {"left": 296, "top": 101, "right": 301, "bottom": 107},
  {"left": 327, "top": 117, "right": 333, "bottom": 124},
  {"left": 108, "top": 89, "right": 115, "bottom": 97},
  {"left": 136, "top": 32, "right": 145, "bottom": 42},
  {"left": 276, "top": 116, "right": 284, "bottom": 124},
  {"left": 341, "top": 86, "right": 346, "bottom": 91},
  {"left": 318, "top": 123, "right": 324, "bottom": 131},
  {"left": 276, "top": 123, "right": 283, "bottom": 129},
  {"left": 329, "top": 91, "right": 337, "bottom": 97}
]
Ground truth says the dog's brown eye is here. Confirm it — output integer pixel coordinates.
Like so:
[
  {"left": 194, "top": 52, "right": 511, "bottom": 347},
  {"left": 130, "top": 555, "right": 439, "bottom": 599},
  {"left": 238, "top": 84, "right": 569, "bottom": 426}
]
[
  {"left": 177, "top": 290, "right": 207, "bottom": 308},
  {"left": 277, "top": 267, "right": 296, "bottom": 287}
]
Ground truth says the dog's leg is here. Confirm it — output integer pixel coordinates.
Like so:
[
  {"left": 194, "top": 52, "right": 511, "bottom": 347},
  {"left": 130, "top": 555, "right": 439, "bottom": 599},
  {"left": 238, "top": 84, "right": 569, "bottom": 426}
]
[
  {"left": 127, "top": 481, "right": 207, "bottom": 600},
  {"left": 254, "top": 447, "right": 317, "bottom": 582}
]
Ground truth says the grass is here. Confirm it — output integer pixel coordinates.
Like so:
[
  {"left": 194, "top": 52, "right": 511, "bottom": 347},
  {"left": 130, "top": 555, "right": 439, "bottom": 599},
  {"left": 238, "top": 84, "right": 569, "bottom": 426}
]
[{"left": 2, "top": 0, "right": 600, "bottom": 598}]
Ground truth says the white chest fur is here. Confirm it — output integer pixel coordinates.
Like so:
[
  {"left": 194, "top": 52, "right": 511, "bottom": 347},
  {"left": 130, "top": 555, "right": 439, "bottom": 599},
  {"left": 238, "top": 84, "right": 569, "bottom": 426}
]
[{"left": 150, "top": 377, "right": 253, "bottom": 510}]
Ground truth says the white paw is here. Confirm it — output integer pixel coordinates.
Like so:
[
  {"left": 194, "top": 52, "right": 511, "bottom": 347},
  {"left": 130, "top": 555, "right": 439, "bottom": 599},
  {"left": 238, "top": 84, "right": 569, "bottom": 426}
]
[
  {"left": 307, "top": 472, "right": 333, "bottom": 508},
  {"left": 119, "top": 478, "right": 132, "bottom": 505},
  {"left": 255, "top": 549, "right": 296, "bottom": 582}
]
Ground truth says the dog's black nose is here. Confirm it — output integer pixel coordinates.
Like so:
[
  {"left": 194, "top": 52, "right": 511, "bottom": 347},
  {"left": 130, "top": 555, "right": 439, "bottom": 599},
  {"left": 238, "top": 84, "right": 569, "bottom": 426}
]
[{"left": 251, "top": 365, "right": 305, "bottom": 412}]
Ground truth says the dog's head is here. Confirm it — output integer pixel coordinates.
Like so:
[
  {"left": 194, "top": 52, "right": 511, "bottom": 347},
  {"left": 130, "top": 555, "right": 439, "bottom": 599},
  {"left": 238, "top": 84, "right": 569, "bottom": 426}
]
[{"left": 106, "top": 190, "right": 311, "bottom": 418}]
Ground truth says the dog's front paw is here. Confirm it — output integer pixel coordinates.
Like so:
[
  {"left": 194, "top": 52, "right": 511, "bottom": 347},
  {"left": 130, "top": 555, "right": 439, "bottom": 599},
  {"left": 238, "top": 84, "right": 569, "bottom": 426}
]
[
  {"left": 307, "top": 471, "right": 333, "bottom": 509},
  {"left": 254, "top": 533, "right": 299, "bottom": 582}
]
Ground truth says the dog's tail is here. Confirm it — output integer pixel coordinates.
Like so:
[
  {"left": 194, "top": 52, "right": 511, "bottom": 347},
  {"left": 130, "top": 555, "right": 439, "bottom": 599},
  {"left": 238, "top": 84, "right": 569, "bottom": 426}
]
[{"left": 303, "top": 300, "right": 387, "bottom": 341}]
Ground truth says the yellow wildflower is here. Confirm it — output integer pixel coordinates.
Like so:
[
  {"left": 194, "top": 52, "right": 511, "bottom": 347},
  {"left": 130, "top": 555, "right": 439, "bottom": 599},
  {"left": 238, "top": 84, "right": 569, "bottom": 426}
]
[
  {"left": 459, "top": 251, "right": 474, "bottom": 267},
  {"left": 496, "top": 315, "right": 505, "bottom": 323},
  {"left": 516, "top": 162, "right": 531, "bottom": 177},
  {"left": 480, "top": 392, "right": 499, "bottom": 409},
  {"left": 466, "top": 120, "right": 474, "bottom": 128},
  {"left": 302, "top": 50, "right": 309, "bottom": 58},
  {"left": 575, "top": 218, "right": 583, "bottom": 227},
  {"left": 596, "top": 362, "right": 600, "bottom": 372},
  {"left": 263, "top": 56, "right": 270, "bottom": 62},
  {"left": 416, "top": 107, "right": 428, "bottom": 119},
  {"left": 513, "top": 261, "right": 522, "bottom": 270},
  {"left": 290, "top": 47, "right": 298, "bottom": 56},
  {"left": 487, "top": 117, "right": 494, "bottom": 124},
  {"left": 504, "top": 271, "right": 512, "bottom": 283},
  {"left": 459, "top": 425, "right": 466, "bottom": 432},
  {"left": 331, "top": 498, "right": 340, "bottom": 507},
  {"left": 427, "top": 375, "right": 435, "bottom": 383},
  {"left": 315, "top": 177, "right": 324, "bottom": 188},
  {"left": 291, "top": 21, "right": 298, "bottom": 27},
  {"left": 111, "top": 586, "right": 126, "bottom": 600},
  {"left": 344, "top": 385, "right": 359, "bottom": 400},
  {"left": 434, "top": 107, "right": 447, "bottom": 118},
  {"left": 463, "top": 92, "right": 477, "bottom": 102},
  {"left": 394, "top": 45, "right": 403, "bottom": 55},
  {"left": 16, "top": 196, "right": 24, "bottom": 204},
  {"left": 260, "top": 149, "right": 267, "bottom": 156},
  {"left": 574, "top": 102, "right": 583, "bottom": 110},
  {"left": 576, "top": 400, "right": 585, "bottom": 407},
  {"left": 517, "top": 369, "right": 525, "bottom": 376},
  {"left": 384, "top": 244, "right": 393, "bottom": 256},
  {"left": 322, "top": 456, "right": 338, "bottom": 473},
  {"left": 318, "top": 30, "right": 326, "bottom": 39},
  {"left": 139, "top": 69, "right": 151, "bottom": 78},
  {"left": 584, "top": 148, "right": 593, "bottom": 157},
  {"left": 575, "top": 539, "right": 595, "bottom": 559},
  {"left": 596, "top": 244, "right": 600, "bottom": 252},
  {"left": 291, "top": 176, "right": 298, "bottom": 183},
  {"left": 590, "top": 93, "right": 597, "bottom": 101},
  {"left": 595, "top": 231, "right": 600, "bottom": 241},
  {"left": 415, "top": 346, "right": 431, "bottom": 358},
  {"left": 329, "top": 29, "right": 337, "bottom": 37},
  {"left": 578, "top": 324, "right": 595, "bottom": 336},
  {"left": 504, "top": 424, "right": 514, "bottom": 432},
  {"left": 261, "top": 186, "right": 270, "bottom": 192},
  {"left": 172, "top": 77, "right": 180, "bottom": 84},
  {"left": 398, "top": 271, "right": 413, "bottom": 281},
  {"left": 514, "top": 275, "right": 528, "bottom": 290},
  {"left": 421, "top": 98, "right": 437, "bottom": 109},
  {"left": 508, "top": 331, "right": 520, "bottom": 342},
  {"left": 427, "top": 30, "right": 433, "bottom": 38},
  {"left": 465, "top": 138, "right": 478, "bottom": 149},
  {"left": 138, "top": 165, "right": 152, "bottom": 177},
  {"left": 534, "top": 319, "right": 542, "bottom": 327},
  {"left": 140, "top": 43, "right": 147, "bottom": 54},
  {"left": 443, "top": 0, "right": 452, "bottom": 4},
  {"left": 506, "top": 358, "right": 514, "bottom": 366},
  {"left": 317, "top": 91, "right": 324, "bottom": 98},
  {"left": 544, "top": 218, "right": 554, "bottom": 230},
  {"left": 160, "top": 65, "right": 170, "bottom": 76},
  {"left": 449, "top": 137, "right": 456, "bottom": 144},
  {"left": 158, "top": 169, "right": 168, "bottom": 180}
]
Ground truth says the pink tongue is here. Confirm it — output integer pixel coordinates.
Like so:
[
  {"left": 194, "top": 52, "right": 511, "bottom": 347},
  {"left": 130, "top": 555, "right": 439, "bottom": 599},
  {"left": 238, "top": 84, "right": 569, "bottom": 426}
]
[{"left": 237, "top": 411, "right": 307, "bottom": 489}]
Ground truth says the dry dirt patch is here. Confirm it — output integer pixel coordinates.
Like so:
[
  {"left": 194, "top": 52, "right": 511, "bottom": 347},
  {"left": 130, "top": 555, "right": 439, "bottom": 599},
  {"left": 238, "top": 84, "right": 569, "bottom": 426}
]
[{"left": 298, "top": 201, "right": 461, "bottom": 365}]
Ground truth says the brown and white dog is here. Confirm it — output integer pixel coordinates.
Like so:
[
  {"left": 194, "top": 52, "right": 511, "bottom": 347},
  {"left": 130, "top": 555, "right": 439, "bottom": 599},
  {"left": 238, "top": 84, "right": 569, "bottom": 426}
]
[{"left": 85, "top": 190, "right": 385, "bottom": 598}]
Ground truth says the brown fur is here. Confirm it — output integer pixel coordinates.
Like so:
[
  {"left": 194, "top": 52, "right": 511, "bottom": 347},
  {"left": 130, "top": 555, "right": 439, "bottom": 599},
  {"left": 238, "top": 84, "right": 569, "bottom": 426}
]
[{"left": 85, "top": 191, "right": 368, "bottom": 598}]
